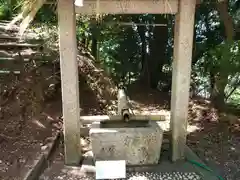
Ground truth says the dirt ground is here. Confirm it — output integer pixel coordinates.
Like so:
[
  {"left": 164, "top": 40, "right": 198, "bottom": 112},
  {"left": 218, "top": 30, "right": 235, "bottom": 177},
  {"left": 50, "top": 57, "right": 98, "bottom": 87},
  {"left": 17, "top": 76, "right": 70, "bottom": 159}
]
[
  {"left": 0, "top": 68, "right": 113, "bottom": 180},
  {"left": 0, "top": 99, "right": 61, "bottom": 180},
  {"left": 1, "top": 68, "right": 240, "bottom": 180},
  {"left": 128, "top": 87, "right": 240, "bottom": 180},
  {"left": 0, "top": 77, "right": 110, "bottom": 180},
  {"left": 0, "top": 24, "right": 118, "bottom": 180},
  {"left": 38, "top": 86, "right": 240, "bottom": 180},
  {"left": 187, "top": 102, "right": 240, "bottom": 180}
]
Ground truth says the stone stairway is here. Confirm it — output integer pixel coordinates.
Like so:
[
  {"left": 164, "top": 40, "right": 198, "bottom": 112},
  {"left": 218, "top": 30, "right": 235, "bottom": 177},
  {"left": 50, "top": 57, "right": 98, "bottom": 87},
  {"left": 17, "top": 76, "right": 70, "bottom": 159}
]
[{"left": 0, "top": 21, "right": 51, "bottom": 78}]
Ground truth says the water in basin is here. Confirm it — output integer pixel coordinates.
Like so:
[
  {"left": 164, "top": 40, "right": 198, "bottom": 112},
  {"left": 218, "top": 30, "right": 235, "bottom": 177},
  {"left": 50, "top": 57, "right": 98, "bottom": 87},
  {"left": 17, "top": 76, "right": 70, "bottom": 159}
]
[{"left": 100, "top": 120, "right": 150, "bottom": 128}]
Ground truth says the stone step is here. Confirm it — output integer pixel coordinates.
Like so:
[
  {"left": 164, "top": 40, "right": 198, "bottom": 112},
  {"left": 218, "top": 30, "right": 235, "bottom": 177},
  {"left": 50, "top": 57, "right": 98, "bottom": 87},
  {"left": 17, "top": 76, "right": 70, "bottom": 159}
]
[
  {"left": 0, "top": 42, "right": 40, "bottom": 50},
  {"left": 0, "top": 57, "right": 30, "bottom": 61},
  {"left": 0, "top": 34, "right": 21, "bottom": 41},
  {"left": 0, "top": 33, "right": 44, "bottom": 43},
  {"left": 0, "top": 56, "right": 52, "bottom": 61},
  {"left": 0, "top": 24, "right": 19, "bottom": 32},
  {"left": 0, "top": 49, "right": 43, "bottom": 58},
  {"left": 0, "top": 70, "right": 21, "bottom": 74}
]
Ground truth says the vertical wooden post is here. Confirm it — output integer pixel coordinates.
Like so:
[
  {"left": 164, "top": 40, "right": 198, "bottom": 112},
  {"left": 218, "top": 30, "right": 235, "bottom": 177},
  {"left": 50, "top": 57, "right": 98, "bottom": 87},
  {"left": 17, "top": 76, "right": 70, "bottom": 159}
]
[
  {"left": 58, "top": 0, "right": 81, "bottom": 165},
  {"left": 170, "top": 0, "right": 196, "bottom": 161}
]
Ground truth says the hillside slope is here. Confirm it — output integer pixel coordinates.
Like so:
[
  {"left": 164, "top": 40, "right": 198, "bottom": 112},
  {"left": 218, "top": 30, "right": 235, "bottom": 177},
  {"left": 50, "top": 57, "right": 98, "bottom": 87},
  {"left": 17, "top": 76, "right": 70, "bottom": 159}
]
[{"left": 0, "top": 22, "right": 117, "bottom": 179}]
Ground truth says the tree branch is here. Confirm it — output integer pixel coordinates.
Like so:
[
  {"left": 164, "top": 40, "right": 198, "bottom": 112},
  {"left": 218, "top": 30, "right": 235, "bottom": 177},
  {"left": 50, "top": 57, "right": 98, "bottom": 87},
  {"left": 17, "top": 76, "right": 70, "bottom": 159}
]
[{"left": 225, "top": 85, "right": 240, "bottom": 101}]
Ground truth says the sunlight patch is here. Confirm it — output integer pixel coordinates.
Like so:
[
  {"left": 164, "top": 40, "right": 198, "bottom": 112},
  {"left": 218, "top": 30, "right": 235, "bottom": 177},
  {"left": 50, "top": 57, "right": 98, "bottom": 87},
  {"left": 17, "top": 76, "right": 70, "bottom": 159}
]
[
  {"left": 32, "top": 119, "right": 46, "bottom": 129},
  {"left": 187, "top": 125, "right": 200, "bottom": 133}
]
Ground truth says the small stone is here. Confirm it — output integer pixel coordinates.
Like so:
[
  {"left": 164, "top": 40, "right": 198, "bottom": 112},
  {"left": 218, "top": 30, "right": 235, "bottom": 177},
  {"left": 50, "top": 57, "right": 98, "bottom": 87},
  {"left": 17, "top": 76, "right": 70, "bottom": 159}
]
[
  {"left": 19, "top": 159, "right": 26, "bottom": 163},
  {"left": 41, "top": 145, "right": 48, "bottom": 151}
]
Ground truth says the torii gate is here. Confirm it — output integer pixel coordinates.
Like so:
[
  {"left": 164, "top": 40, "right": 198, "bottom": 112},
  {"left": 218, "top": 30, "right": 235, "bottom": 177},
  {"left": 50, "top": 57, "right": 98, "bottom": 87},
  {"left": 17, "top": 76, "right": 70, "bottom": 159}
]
[{"left": 57, "top": 0, "right": 196, "bottom": 165}]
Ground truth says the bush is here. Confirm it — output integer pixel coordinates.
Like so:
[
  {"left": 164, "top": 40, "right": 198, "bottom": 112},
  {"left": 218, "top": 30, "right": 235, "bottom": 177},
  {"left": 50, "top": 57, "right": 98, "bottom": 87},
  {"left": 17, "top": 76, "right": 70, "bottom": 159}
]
[{"left": 0, "top": 4, "right": 12, "bottom": 20}]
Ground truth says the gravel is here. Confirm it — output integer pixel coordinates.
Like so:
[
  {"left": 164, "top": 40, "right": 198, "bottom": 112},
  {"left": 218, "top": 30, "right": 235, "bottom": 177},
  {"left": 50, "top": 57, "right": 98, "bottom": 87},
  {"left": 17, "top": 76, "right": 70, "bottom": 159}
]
[{"left": 40, "top": 172, "right": 202, "bottom": 180}]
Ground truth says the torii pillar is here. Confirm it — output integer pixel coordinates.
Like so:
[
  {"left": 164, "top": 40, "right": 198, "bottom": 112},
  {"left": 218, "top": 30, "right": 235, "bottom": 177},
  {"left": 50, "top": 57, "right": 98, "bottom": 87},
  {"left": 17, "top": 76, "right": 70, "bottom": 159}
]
[
  {"left": 58, "top": 0, "right": 81, "bottom": 165},
  {"left": 170, "top": 0, "right": 196, "bottom": 161}
]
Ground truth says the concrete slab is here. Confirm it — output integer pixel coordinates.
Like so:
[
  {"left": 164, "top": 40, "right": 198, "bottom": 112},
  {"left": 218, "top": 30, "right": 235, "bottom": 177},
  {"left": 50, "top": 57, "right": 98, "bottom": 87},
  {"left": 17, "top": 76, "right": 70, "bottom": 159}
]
[
  {"left": 40, "top": 143, "right": 219, "bottom": 180},
  {"left": 90, "top": 121, "right": 163, "bottom": 165}
]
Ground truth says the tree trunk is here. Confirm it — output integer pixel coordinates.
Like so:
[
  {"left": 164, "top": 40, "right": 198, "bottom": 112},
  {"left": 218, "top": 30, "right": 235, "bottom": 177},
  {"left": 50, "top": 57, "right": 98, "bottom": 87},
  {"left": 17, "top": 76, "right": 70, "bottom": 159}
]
[
  {"left": 210, "top": 0, "right": 236, "bottom": 109},
  {"left": 148, "top": 15, "right": 168, "bottom": 89},
  {"left": 211, "top": 74, "right": 228, "bottom": 110},
  {"left": 137, "top": 24, "right": 149, "bottom": 85},
  {"left": 90, "top": 19, "right": 99, "bottom": 61},
  {"left": 216, "top": 0, "right": 235, "bottom": 41},
  {"left": 209, "top": 71, "right": 215, "bottom": 93},
  {"left": 91, "top": 37, "right": 98, "bottom": 60}
]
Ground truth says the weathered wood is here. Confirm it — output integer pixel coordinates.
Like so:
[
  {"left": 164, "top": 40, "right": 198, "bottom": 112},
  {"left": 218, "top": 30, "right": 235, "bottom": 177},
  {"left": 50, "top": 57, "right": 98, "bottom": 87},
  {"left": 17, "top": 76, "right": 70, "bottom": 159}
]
[
  {"left": 58, "top": 0, "right": 81, "bottom": 165},
  {"left": 170, "top": 0, "right": 196, "bottom": 161},
  {"left": 80, "top": 114, "right": 168, "bottom": 124},
  {"left": 75, "top": 0, "right": 178, "bottom": 14}
]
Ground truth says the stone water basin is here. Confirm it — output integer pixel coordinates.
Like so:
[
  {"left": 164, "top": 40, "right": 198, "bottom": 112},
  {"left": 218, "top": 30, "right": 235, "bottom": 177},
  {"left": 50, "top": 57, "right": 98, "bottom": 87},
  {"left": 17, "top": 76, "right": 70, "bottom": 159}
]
[{"left": 90, "top": 120, "right": 163, "bottom": 165}]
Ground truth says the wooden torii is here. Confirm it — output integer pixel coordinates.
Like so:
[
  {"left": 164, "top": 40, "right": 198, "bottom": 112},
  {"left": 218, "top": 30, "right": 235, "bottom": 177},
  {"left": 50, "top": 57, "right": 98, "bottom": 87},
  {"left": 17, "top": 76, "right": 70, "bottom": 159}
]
[{"left": 57, "top": 0, "right": 196, "bottom": 165}]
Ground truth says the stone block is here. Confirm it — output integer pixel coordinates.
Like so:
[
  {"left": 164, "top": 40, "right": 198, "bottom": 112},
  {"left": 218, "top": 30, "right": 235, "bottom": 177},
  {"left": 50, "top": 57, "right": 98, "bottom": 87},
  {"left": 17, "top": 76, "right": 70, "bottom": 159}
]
[{"left": 90, "top": 121, "right": 163, "bottom": 165}]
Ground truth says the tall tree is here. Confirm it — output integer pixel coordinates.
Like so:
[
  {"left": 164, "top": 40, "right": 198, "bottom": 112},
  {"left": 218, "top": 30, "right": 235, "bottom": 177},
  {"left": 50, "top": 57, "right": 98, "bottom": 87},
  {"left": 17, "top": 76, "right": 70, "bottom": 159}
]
[{"left": 211, "top": 0, "right": 237, "bottom": 109}]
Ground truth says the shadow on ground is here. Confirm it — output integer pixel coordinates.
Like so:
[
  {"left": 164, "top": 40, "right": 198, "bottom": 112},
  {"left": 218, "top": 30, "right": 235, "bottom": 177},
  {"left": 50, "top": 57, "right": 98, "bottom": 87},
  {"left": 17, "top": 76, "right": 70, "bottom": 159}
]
[{"left": 127, "top": 84, "right": 240, "bottom": 180}]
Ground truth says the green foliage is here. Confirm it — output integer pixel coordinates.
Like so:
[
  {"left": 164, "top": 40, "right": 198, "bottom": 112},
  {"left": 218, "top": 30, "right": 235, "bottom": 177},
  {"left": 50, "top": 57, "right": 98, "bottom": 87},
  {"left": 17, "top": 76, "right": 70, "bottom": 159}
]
[
  {"left": 0, "top": 4, "right": 9, "bottom": 19},
  {"left": 0, "top": 0, "right": 56, "bottom": 22},
  {"left": 200, "top": 41, "right": 240, "bottom": 75},
  {"left": 34, "top": 4, "right": 57, "bottom": 24},
  {"left": 194, "top": 40, "right": 240, "bottom": 103},
  {"left": 192, "top": 0, "right": 240, "bottom": 107},
  {"left": 75, "top": 15, "right": 143, "bottom": 85},
  {"left": 227, "top": 88, "right": 240, "bottom": 106},
  {"left": 100, "top": 25, "right": 141, "bottom": 84},
  {"left": 0, "top": 1, "right": 17, "bottom": 20}
]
